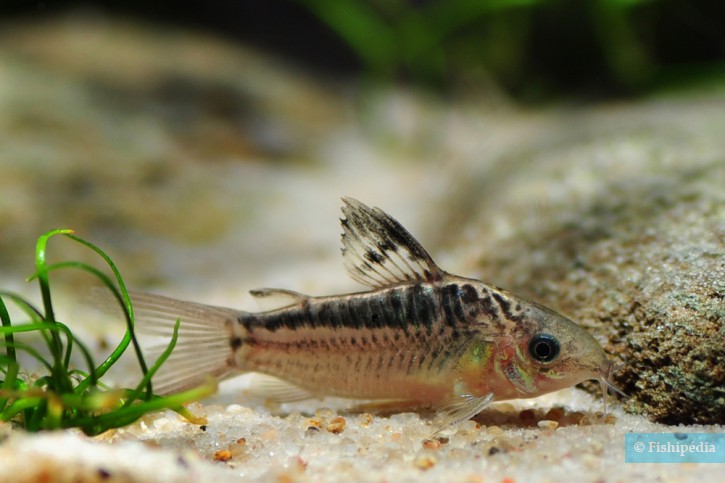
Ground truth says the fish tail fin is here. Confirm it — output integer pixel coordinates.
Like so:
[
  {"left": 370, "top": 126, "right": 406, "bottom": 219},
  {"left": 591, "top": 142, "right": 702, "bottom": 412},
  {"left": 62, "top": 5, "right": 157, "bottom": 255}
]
[{"left": 121, "top": 291, "right": 246, "bottom": 395}]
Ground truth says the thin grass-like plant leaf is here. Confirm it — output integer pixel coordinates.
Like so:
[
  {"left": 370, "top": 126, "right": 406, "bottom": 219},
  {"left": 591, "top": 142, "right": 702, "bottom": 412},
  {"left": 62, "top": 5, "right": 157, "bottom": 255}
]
[
  {"left": 0, "top": 339, "right": 55, "bottom": 373},
  {"left": 0, "top": 355, "right": 20, "bottom": 411},
  {"left": 123, "top": 318, "right": 182, "bottom": 408},
  {"left": 0, "top": 291, "right": 44, "bottom": 321},
  {"left": 0, "top": 229, "right": 213, "bottom": 434},
  {"left": 63, "top": 234, "right": 151, "bottom": 396},
  {"left": 0, "top": 296, "right": 16, "bottom": 365},
  {"left": 33, "top": 229, "right": 72, "bottom": 360}
]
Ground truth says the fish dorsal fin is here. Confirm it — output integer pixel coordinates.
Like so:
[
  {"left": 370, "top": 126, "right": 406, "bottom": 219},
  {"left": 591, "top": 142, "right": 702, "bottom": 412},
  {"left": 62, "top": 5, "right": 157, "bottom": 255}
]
[
  {"left": 249, "top": 288, "right": 309, "bottom": 311},
  {"left": 340, "top": 197, "right": 444, "bottom": 288}
]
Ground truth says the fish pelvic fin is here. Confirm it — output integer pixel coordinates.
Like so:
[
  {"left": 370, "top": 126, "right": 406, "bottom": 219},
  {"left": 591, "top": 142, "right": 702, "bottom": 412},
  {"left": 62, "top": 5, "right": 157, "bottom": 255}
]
[
  {"left": 124, "top": 291, "right": 246, "bottom": 395},
  {"left": 340, "top": 197, "right": 445, "bottom": 288},
  {"left": 429, "top": 393, "right": 494, "bottom": 437}
]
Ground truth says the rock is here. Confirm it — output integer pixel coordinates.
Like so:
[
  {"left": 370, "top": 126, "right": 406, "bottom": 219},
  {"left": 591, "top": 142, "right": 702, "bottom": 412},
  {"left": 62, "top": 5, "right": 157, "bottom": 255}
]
[{"left": 440, "top": 97, "right": 725, "bottom": 424}]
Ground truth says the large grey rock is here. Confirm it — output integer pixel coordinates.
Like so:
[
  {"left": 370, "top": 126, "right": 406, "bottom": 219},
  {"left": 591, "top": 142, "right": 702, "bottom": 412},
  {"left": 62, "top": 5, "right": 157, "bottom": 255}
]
[{"left": 436, "top": 99, "right": 725, "bottom": 424}]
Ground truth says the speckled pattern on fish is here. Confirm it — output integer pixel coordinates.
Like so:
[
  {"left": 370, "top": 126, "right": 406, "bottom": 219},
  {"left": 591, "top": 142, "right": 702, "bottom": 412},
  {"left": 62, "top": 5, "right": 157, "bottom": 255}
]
[{"left": 128, "top": 198, "right": 623, "bottom": 429}]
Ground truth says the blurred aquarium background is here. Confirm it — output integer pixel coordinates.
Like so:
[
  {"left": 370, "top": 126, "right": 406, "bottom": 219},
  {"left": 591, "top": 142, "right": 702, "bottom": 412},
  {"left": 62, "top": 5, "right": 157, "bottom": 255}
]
[
  {"left": 0, "top": 0, "right": 723, "bottom": 298},
  {"left": 3, "top": 0, "right": 722, "bottom": 99}
]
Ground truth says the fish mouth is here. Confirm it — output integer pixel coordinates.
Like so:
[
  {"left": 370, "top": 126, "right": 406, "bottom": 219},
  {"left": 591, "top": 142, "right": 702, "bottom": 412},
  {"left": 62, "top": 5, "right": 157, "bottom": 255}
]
[{"left": 597, "top": 360, "right": 628, "bottom": 415}]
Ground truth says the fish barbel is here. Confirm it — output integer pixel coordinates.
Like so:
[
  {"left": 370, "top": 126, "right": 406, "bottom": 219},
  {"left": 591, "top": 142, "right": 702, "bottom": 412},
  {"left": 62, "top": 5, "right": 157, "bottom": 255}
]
[{"left": 130, "top": 198, "right": 623, "bottom": 427}]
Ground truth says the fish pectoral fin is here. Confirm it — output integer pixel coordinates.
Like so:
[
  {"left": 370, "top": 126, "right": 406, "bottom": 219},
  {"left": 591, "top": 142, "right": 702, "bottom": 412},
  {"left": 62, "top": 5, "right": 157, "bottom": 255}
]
[
  {"left": 249, "top": 288, "right": 310, "bottom": 311},
  {"left": 245, "top": 374, "right": 316, "bottom": 403},
  {"left": 430, "top": 393, "right": 494, "bottom": 436},
  {"left": 340, "top": 197, "right": 445, "bottom": 288}
]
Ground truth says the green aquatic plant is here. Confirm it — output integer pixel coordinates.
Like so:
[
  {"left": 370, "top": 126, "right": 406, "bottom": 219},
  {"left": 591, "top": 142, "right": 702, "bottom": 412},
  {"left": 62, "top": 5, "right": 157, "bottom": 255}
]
[
  {"left": 299, "top": 0, "right": 544, "bottom": 85},
  {"left": 0, "top": 229, "right": 215, "bottom": 435},
  {"left": 297, "top": 0, "right": 724, "bottom": 97}
]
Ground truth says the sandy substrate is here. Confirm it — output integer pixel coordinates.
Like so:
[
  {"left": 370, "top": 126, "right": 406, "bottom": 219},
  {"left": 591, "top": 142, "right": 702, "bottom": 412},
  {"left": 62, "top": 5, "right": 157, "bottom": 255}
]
[{"left": 0, "top": 386, "right": 721, "bottom": 483}]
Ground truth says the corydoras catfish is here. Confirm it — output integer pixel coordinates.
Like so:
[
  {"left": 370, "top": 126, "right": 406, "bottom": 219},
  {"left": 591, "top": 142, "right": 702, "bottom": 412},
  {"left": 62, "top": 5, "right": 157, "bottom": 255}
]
[{"left": 128, "top": 198, "right": 623, "bottom": 429}]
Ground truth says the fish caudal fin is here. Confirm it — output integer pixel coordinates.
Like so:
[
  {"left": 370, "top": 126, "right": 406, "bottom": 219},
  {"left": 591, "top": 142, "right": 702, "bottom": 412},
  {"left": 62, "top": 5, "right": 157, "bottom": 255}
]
[{"left": 126, "top": 292, "right": 245, "bottom": 395}]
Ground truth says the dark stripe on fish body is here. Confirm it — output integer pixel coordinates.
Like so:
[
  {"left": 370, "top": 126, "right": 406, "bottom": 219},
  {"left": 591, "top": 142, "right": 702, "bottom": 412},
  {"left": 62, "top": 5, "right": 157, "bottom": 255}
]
[
  {"left": 245, "top": 283, "right": 452, "bottom": 348},
  {"left": 440, "top": 284, "right": 457, "bottom": 325},
  {"left": 301, "top": 300, "right": 314, "bottom": 328},
  {"left": 441, "top": 283, "right": 466, "bottom": 325},
  {"left": 365, "top": 295, "right": 383, "bottom": 329},
  {"left": 413, "top": 284, "right": 436, "bottom": 335},
  {"left": 342, "top": 296, "right": 358, "bottom": 329},
  {"left": 238, "top": 313, "right": 254, "bottom": 332},
  {"left": 459, "top": 283, "right": 484, "bottom": 320},
  {"left": 458, "top": 284, "right": 500, "bottom": 322},
  {"left": 356, "top": 295, "right": 373, "bottom": 329},
  {"left": 491, "top": 292, "right": 509, "bottom": 313},
  {"left": 480, "top": 296, "right": 499, "bottom": 321},
  {"left": 338, "top": 299, "right": 353, "bottom": 330},
  {"left": 492, "top": 291, "right": 524, "bottom": 322},
  {"left": 404, "top": 286, "right": 417, "bottom": 329},
  {"left": 259, "top": 310, "right": 291, "bottom": 331},
  {"left": 312, "top": 302, "right": 332, "bottom": 329},
  {"left": 388, "top": 288, "right": 408, "bottom": 330},
  {"left": 338, "top": 297, "right": 353, "bottom": 329},
  {"left": 460, "top": 284, "right": 479, "bottom": 304},
  {"left": 350, "top": 296, "right": 370, "bottom": 329},
  {"left": 421, "top": 285, "right": 438, "bottom": 332},
  {"left": 349, "top": 295, "right": 386, "bottom": 338},
  {"left": 329, "top": 298, "right": 346, "bottom": 330},
  {"left": 286, "top": 310, "right": 298, "bottom": 329}
]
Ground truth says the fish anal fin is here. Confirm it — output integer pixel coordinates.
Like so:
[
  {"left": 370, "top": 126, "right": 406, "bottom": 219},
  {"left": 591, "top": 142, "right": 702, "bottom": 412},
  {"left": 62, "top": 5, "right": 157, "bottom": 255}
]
[
  {"left": 245, "top": 374, "right": 316, "bottom": 403},
  {"left": 249, "top": 288, "right": 309, "bottom": 311},
  {"left": 429, "top": 393, "right": 494, "bottom": 436},
  {"left": 340, "top": 197, "right": 444, "bottom": 289}
]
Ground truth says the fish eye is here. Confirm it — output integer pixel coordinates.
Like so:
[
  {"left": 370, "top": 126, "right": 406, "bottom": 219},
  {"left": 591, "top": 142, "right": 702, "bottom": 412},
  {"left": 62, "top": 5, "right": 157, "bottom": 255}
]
[{"left": 528, "top": 334, "right": 560, "bottom": 363}]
